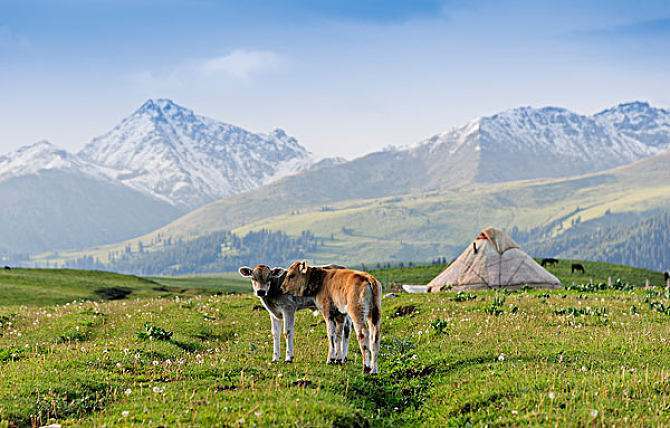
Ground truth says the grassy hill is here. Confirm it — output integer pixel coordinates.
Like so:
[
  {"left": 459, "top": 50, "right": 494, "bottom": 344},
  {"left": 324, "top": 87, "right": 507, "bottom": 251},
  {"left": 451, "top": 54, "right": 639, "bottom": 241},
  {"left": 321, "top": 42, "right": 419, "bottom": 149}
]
[
  {"left": 0, "top": 268, "right": 248, "bottom": 306},
  {"left": 1, "top": 262, "right": 670, "bottom": 425},
  {"left": 525, "top": 212, "right": 670, "bottom": 271},
  {"left": 34, "top": 150, "right": 670, "bottom": 270},
  {"left": 370, "top": 259, "right": 667, "bottom": 289},
  {"left": 0, "top": 169, "right": 181, "bottom": 254}
]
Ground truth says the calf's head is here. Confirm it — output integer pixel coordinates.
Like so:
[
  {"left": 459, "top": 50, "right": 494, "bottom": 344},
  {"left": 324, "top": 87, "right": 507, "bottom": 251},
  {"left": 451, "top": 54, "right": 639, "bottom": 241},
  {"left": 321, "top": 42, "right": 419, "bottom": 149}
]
[
  {"left": 281, "top": 260, "right": 311, "bottom": 296},
  {"left": 238, "top": 264, "right": 284, "bottom": 297}
]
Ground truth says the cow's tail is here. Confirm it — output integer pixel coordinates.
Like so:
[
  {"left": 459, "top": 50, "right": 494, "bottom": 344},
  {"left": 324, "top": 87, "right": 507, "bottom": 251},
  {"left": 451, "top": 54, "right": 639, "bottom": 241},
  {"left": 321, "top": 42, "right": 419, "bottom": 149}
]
[{"left": 366, "top": 276, "right": 382, "bottom": 326}]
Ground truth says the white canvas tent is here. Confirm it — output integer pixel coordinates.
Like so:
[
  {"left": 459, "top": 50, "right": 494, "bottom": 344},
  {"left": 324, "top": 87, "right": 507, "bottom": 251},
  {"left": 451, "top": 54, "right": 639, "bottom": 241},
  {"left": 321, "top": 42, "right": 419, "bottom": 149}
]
[{"left": 427, "top": 227, "right": 561, "bottom": 292}]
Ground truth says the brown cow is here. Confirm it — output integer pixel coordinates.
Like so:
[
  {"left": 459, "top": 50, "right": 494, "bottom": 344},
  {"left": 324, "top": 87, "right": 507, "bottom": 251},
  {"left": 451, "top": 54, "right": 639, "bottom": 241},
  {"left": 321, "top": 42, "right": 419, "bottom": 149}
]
[
  {"left": 281, "top": 261, "right": 382, "bottom": 374},
  {"left": 239, "top": 264, "right": 351, "bottom": 363}
]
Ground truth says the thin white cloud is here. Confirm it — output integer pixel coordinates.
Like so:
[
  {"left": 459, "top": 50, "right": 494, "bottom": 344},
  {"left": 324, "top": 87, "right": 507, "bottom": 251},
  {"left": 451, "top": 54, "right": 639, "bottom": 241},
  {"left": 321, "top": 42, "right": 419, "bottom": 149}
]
[
  {"left": 127, "top": 49, "right": 287, "bottom": 90},
  {"left": 199, "top": 49, "right": 285, "bottom": 79}
]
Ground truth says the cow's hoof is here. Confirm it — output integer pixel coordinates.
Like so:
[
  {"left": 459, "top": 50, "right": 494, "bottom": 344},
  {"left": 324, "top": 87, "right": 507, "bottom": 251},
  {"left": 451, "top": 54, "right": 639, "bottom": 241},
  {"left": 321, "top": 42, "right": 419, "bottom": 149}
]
[
  {"left": 363, "top": 366, "right": 372, "bottom": 374},
  {"left": 327, "top": 358, "right": 337, "bottom": 365},
  {"left": 284, "top": 359, "right": 293, "bottom": 364}
]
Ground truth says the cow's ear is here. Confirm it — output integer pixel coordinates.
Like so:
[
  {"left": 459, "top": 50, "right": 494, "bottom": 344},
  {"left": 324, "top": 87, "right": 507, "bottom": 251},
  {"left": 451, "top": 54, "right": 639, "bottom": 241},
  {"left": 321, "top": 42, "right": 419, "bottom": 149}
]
[
  {"left": 238, "top": 266, "right": 253, "bottom": 277},
  {"left": 299, "top": 260, "right": 308, "bottom": 274},
  {"left": 271, "top": 267, "right": 285, "bottom": 277}
]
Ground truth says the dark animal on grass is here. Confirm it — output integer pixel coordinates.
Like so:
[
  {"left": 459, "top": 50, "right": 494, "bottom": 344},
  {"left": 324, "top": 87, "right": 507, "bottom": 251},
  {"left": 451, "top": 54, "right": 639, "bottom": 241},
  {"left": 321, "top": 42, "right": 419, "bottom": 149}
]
[
  {"left": 571, "top": 263, "right": 586, "bottom": 274},
  {"left": 3, "top": 266, "right": 10, "bottom": 271},
  {"left": 664, "top": 272, "right": 670, "bottom": 283},
  {"left": 541, "top": 258, "right": 559, "bottom": 267},
  {"left": 239, "top": 264, "right": 351, "bottom": 363},
  {"left": 281, "top": 260, "right": 382, "bottom": 374}
]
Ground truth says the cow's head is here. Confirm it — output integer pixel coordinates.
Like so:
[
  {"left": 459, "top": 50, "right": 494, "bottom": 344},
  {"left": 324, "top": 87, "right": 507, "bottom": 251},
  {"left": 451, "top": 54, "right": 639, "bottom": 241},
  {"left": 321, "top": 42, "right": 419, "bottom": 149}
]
[
  {"left": 238, "top": 264, "right": 284, "bottom": 297},
  {"left": 281, "top": 260, "right": 310, "bottom": 296}
]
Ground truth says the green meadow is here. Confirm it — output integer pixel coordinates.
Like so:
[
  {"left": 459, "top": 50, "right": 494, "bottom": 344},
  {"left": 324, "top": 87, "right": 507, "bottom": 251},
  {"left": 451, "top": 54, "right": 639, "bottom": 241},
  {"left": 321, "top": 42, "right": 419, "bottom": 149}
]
[{"left": 1, "top": 261, "right": 669, "bottom": 426}]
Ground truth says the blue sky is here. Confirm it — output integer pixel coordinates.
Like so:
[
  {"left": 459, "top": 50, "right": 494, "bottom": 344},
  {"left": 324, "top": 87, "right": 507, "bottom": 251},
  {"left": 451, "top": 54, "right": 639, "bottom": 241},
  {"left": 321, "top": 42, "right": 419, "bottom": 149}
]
[{"left": 1, "top": 0, "right": 669, "bottom": 157}]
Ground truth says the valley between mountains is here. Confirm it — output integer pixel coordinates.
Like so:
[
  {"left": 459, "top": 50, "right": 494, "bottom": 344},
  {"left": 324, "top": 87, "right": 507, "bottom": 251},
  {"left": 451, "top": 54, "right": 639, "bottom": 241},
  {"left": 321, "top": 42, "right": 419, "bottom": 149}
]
[{"left": 2, "top": 100, "right": 669, "bottom": 272}]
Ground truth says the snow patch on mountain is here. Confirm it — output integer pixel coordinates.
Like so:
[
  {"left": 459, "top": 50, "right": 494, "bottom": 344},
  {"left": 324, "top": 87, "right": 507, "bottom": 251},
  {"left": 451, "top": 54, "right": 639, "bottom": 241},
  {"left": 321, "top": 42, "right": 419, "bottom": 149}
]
[
  {"left": 400, "top": 102, "right": 670, "bottom": 184},
  {"left": 595, "top": 101, "right": 670, "bottom": 149},
  {"left": 0, "top": 140, "right": 112, "bottom": 182},
  {"left": 79, "top": 99, "right": 312, "bottom": 208}
]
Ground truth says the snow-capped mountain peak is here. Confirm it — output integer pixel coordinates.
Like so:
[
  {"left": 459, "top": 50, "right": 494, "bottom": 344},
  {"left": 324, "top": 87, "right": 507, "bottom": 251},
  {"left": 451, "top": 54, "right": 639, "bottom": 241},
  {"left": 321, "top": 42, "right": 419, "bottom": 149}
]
[
  {"left": 594, "top": 101, "right": 670, "bottom": 148},
  {"left": 79, "top": 99, "right": 312, "bottom": 208},
  {"left": 400, "top": 101, "right": 670, "bottom": 186},
  {"left": 0, "top": 140, "right": 97, "bottom": 181}
]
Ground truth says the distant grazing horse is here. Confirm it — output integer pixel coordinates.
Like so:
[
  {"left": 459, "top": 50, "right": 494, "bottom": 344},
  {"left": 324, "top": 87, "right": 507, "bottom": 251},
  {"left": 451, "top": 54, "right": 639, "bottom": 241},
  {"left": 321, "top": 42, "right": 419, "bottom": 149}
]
[
  {"left": 571, "top": 263, "right": 586, "bottom": 274},
  {"left": 541, "top": 258, "right": 559, "bottom": 267},
  {"left": 3, "top": 266, "right": 10, "bottom": 271}
]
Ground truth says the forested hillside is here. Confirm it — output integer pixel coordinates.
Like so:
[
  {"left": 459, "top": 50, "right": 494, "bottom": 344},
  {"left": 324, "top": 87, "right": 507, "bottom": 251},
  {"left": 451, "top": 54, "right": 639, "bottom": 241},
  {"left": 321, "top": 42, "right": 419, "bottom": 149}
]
[
  {"left": 62, "top": 230, "right": 321, "bottom": 275},
  {"left": 525, "top": 213, "right": 670, "bottom": 271}
]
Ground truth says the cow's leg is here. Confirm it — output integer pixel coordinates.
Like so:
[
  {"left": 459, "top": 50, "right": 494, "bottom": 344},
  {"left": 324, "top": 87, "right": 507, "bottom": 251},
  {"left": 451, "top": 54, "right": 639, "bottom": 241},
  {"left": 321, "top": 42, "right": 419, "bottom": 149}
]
[
  {"left": 340, "top": 316, "right": 352, "bottom": 363},
  {"left": 282, "top": 310, "right": 295, "bottom": 363},
  {"left": 270, "top": 315, "right": 282, "bottom": 362},
  {"left": 351, "top": 313, "right": 371, "bottom": 373},
  {"left": 333, "top": 315, "right": 346, "bottom": 363},
  {"left": 367, "top": 317, "right": 381, "bottom": 374},
  {"left": 322, "top": 307, "right": 339, "bottom": 364}
]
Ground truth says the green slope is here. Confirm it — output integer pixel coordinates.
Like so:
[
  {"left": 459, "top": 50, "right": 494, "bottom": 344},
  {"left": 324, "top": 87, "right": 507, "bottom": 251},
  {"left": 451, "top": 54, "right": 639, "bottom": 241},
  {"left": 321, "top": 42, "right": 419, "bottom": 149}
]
[
  {"left": 0, "top": 268, "right": 247, "bottom": 306},
  {"left": 37, "top": 150, "right": 670, "bottom": 268},
  {"left": 2, "top": 262, "right": 670, "bottom": 425},
  {"left": 0, "top": 170, "right": 182, "bottom": 254},
  {"left": 526, "top": 212, "right": 670, "bottom": 271}
]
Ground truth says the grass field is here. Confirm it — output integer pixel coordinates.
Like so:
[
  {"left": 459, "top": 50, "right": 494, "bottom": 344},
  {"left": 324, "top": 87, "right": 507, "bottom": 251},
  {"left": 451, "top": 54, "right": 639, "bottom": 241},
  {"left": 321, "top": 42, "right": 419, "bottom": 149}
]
[
  {"left": 0, "top": 269, "right": 249, "bottom": 307},
  {"left": 1, "top": 262, "right": 670, "bottom": 426}
]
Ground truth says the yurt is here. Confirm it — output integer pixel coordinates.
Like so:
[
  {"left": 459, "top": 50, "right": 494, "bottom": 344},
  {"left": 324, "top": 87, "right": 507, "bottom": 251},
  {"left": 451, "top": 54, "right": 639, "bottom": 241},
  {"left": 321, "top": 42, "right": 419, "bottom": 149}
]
[{"left": 428, "top": 227, "right": 561, "bottom": 292}]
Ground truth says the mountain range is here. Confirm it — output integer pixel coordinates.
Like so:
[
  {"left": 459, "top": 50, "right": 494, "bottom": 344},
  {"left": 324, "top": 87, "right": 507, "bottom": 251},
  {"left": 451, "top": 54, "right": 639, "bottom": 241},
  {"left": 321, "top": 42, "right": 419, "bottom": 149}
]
[
  {"left": 2, "top": 100, "right": 669, "bottom": 265},
  {"left": 0, "top": 99, "right": 311, "bottom": 253},
  {"left": 79, "top": 99, "right": 312, "bottom": 209},
  {"left": 61, "top": 144, "right": 669, "bottom": 272}
]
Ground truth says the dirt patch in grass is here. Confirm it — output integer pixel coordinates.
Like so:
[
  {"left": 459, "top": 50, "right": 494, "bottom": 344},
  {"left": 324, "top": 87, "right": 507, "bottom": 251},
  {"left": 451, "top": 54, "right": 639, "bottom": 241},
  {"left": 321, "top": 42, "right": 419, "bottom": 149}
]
[
  {"left": 94, "top": 287, "right": 132, "bottom": 300},
  {"left": 392, "top": 305, "right": 418, "bottom": 318},
  {"left": 331, "top": 411, "right": 370, "bottom": 428},
  {"left": 215, "top": 384, "right": 238, "bottom": 392},
  {"left": 292, "top": 379, "right": 313, "bottom": 388}
]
